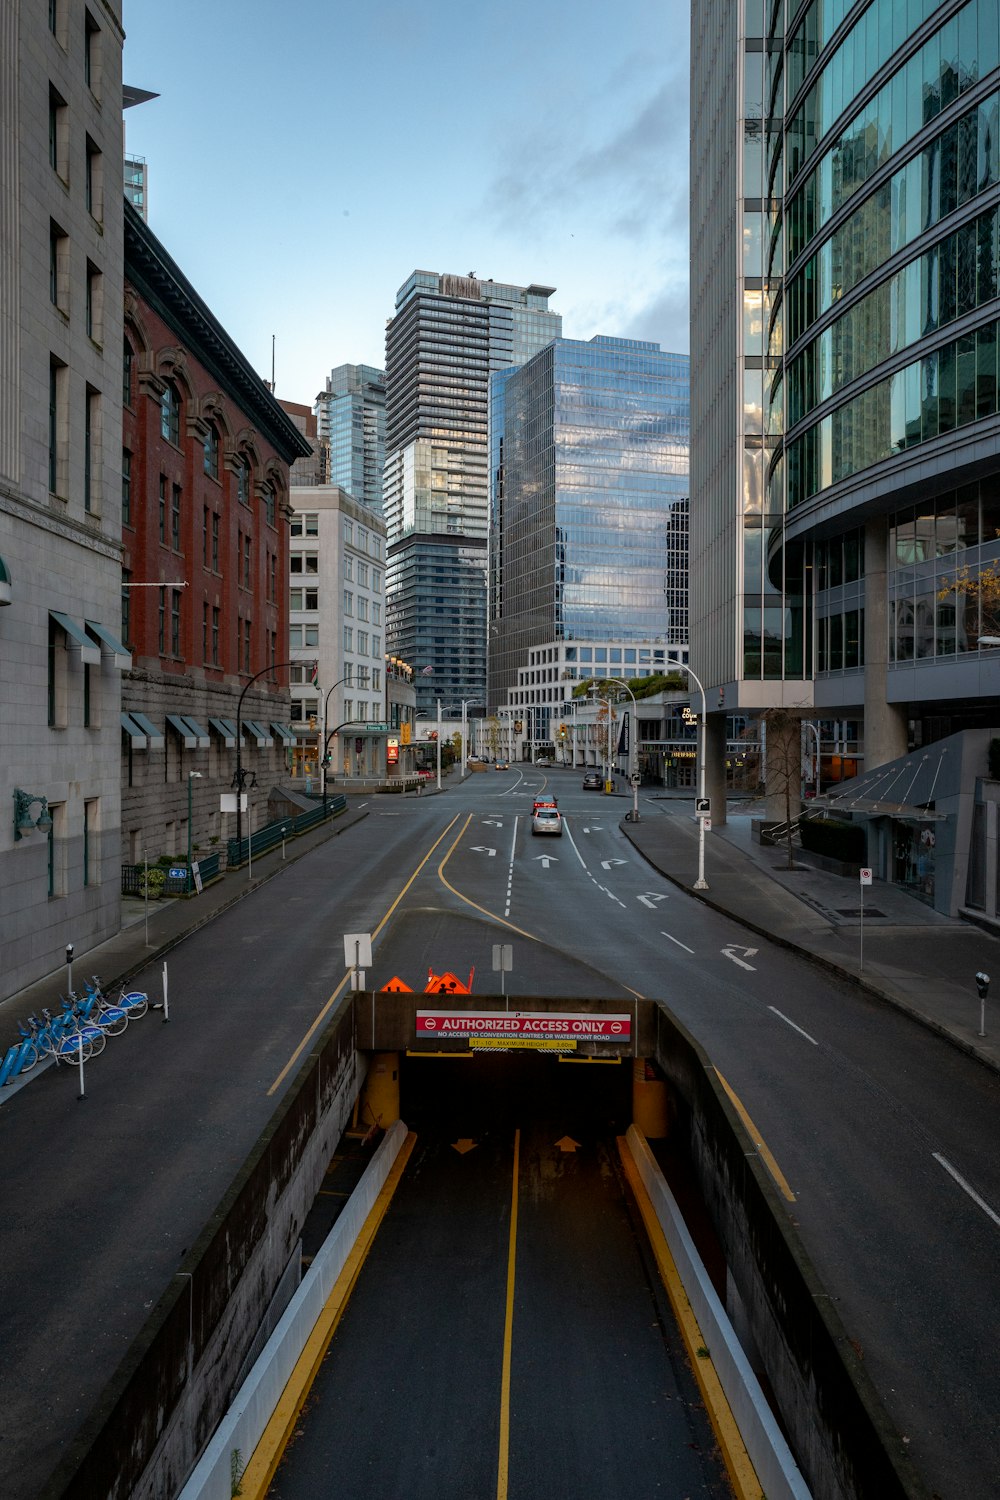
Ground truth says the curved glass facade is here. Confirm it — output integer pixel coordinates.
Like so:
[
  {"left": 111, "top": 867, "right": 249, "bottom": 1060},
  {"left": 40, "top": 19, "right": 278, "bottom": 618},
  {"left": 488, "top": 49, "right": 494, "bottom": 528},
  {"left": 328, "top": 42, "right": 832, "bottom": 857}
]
[
  {"left": 787, "top": 86, "right": 1000, "bottom": 346},
  {"left": 787, "top": 0, "right": 998, "bottom": 262},
  {"left": 788, "top": 202, "right": 1000, "bottom": 424}
]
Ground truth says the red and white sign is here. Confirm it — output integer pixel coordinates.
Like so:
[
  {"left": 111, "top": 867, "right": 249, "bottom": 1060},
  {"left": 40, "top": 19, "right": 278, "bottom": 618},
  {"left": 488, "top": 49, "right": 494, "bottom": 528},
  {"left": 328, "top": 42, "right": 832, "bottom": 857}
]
[
  {"left": 860, "top": 868, "right": 873, "bottom": 886},
  {"left": 416, "top": 1010, "right": 632, "bottom": 1040}
]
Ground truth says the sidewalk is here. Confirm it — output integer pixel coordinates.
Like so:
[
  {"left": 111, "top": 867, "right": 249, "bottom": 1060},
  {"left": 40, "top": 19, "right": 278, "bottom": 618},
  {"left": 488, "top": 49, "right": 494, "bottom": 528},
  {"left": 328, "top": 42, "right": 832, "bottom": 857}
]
[
  {"left": 620, "top": 794, "right": 1000, "bottom": 1074},
  {"left": 0, "top": 804, "right": 372, "bottom": 1036}
]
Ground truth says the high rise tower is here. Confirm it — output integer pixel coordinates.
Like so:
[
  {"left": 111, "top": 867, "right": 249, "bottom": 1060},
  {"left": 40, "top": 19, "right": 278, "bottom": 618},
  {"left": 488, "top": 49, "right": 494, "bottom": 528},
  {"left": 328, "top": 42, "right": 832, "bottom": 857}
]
[
  {"left": 383, "top": 272, "right": 561, "bottom": 715},
  {"left": 315, "top": 363, "right": 385, "bottom": 512}
]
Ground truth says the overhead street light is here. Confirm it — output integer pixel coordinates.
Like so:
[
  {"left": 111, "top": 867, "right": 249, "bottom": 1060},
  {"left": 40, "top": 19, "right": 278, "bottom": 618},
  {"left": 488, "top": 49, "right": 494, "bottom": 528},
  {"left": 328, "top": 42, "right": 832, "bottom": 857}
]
[{"left": 664, "top": 656, "right": 709, "bottom": 891}]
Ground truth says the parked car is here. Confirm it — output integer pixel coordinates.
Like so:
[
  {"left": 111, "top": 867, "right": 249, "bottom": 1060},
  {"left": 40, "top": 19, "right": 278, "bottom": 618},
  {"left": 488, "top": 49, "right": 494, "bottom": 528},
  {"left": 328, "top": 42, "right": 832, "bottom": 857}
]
[
  {"left": 582, "top": 771, "right": 603, "bottom": 790},
  {"left": 531, "top": 806, "right": 562, "bottom": 836}
]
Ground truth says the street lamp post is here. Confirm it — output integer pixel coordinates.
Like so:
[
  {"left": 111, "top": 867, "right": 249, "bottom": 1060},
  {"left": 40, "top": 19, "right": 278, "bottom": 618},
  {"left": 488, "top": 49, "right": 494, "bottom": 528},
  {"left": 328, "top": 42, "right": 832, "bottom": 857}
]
[
  {"left": 604, "top": 677, "right": 639, "bottom": 822},
  {"left": 320, "top": 675, "right": 350, "bottom": 814},
  {"left": 436, "top": 698, "right": 442, "bottom": 791},
  {"left": 664, "top": 657, "right": 709, "bottom": 891},
  {"left": 186, "top": 771, "right": 202, "bottom": 892},
  {"left": 234, "top": 660, "right": 299, "bottom": 856}
]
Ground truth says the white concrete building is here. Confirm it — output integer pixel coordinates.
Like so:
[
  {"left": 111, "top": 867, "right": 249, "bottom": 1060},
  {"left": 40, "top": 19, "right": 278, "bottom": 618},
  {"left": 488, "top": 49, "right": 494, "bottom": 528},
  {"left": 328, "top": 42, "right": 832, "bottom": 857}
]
[
  {"left": 287, "top": 486, "right": 390, "bottom": 780},
  {"left": 0, "top": 0, "right": 127, "bottom": 998}
]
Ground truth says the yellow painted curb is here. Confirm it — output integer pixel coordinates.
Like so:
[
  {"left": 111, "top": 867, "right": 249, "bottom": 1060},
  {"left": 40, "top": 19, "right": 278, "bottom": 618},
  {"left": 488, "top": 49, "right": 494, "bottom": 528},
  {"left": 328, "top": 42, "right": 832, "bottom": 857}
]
[
  {"left": 617, "top": 1138, "right": 764, "bottom": 1500},
  {"left": 238, "top": 1131, "right": 418, "bottom": 1500}
]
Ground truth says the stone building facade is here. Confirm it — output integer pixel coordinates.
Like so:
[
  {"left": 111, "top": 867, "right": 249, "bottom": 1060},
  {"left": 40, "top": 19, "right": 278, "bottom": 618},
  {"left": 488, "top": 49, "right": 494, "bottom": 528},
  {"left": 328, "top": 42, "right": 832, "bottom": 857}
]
[
  {"left": 0, "top": 0, "right": 127, "bottom": 999},
  {"left": 121, "top": 202, "right": 310, "bottom": 865}
]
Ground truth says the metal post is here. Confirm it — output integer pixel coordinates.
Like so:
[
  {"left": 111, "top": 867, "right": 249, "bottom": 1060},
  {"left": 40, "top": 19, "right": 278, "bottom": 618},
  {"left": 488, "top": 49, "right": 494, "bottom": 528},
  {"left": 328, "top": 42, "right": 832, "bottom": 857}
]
[
  {"left": 436, "top": 698, "right": 442, "bottom": 791},
  {"left": 65, "top": 943, "right": 74, "bottom": 999},
  {"left": 77, "top": 1029, "right": 85, "bottom": 1100},
  {"left": 461, "top": 700, "right": 468, "bottom": 778},
  {"left": 162, "top": 961, "right": 170, "bottom": 1023},
  {"left": 247, "top": 801, "right": 253, "bottom": 883},
  {"left": 664, "top": 657, "right": 709, "bottom": 890},
  {"left": 281, "top": 824, "right": 288, "bottom": 859},
  {"left": 143, "top": 849, "right": 150, "bottom": 946},
  {"left": 186, "top": 771, "right": 201, "bottom": 893},
  {"left": 859, "top": 879, "right": 864, "bottom": 974},
  {"left": 976, "top": 972, "right": 990, "bottom": 1037}
]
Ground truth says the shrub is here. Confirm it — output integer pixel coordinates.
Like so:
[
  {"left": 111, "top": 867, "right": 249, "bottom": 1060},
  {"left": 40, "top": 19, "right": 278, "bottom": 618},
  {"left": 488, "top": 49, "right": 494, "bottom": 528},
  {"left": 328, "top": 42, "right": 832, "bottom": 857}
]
[
  {"left": 138, "top": 867, "right": 167, "bottom": 898},
  {"left": 800, "top": 816, "right": 866, "bottom": 864}
]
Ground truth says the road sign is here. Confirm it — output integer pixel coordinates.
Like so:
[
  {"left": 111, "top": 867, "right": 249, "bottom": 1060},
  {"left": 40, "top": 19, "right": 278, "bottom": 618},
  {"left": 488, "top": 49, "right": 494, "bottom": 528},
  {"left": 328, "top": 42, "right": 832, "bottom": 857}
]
[
  {"left": 860, "top": 868, "right": 873, "bottom": 886},
  {"left": 630, "top": 771, "right": 641, "bottom": 786},
  {"left": 696, "top": 797, "right": 711, "bottom": 816},
  {"left": 343, "top": 932, "right": 373, "bottom": 967},
  {"left": 191, "top": 861, "right": 203, "bottom": 894},
  {"left": 364, "top": 722, "right": 389, "bottom": 732},
  {"left": 492, "top": 944, "right": 513, "bottom": 973},
  {"left": 168, "top": 866, "right": 186, "bottom": 880}
]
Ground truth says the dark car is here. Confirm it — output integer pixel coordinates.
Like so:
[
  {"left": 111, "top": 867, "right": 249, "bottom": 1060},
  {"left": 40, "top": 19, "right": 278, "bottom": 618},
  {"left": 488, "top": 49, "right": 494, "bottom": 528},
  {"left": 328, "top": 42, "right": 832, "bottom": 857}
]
[{"left": 582, "top": 771, "right": 603, "bottom": 790}]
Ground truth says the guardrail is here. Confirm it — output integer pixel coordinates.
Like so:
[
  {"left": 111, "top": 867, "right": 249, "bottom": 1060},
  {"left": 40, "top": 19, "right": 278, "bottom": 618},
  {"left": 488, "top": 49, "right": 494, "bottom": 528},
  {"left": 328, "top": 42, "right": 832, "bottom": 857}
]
[
  {"left": 226, "top": 793, "right": 347, "bottom": 868},
  {"left": 121, "top": 850, "right": 224, "bottom": 898}
]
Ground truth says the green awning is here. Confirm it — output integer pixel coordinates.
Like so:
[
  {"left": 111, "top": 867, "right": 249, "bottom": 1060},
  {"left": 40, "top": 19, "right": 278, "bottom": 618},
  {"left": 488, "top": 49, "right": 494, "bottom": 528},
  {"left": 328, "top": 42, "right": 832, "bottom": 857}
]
[
  {"left": 50, "top": 611, "right": 101, "bottom": 665},
  {"left": 127, "top": 710, "right": 165, "bottom": 749},
  {"left": 120, "top": 712, "right": 149, "bottom": 747},
  {"left": 180, "top": 715, "right": 210, "bottom": 748},
  {"left": 85, "top": 619, "right": 131, "bottom": 669},
  {"left": 209, "top": 717, "right": 237, "bottom": 747},
  {"left": 271, "top": 722, "right": 296, "bottom": 744},
  {"left": 243, "top": 720, "right": 272, "bottom": 745},
  {"left": 166, "top": 714, "right": 198, "bottom": 748}
]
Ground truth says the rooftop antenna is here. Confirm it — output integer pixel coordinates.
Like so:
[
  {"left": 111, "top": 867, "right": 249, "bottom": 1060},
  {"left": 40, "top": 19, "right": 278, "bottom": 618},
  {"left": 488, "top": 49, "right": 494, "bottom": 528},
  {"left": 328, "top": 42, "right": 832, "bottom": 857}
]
[{"left": 271, "top": 334, "right": 276, "bottom": 393}]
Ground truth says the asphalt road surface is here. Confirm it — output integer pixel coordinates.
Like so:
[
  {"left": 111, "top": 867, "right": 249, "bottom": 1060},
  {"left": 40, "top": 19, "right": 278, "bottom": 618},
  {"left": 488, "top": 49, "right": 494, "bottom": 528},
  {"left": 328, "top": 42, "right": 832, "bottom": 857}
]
[
  {"left": 269, "top": 1058, "right": 731, "bottom": 1500},
  {"left": 3, "top": 764, "right": 1000, "bottom": 1498}
]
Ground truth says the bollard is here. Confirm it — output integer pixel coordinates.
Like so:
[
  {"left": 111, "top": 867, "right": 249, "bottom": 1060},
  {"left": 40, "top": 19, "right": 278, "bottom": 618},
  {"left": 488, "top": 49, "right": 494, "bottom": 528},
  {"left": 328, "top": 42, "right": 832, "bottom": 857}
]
[{"left": 976, "top": 971, "right": 990, "bottom": 1038}]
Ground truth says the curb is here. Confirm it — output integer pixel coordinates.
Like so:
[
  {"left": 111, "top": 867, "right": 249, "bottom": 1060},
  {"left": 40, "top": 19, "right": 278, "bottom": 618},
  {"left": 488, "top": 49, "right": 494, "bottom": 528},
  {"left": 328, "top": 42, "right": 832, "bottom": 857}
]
[{"left": 619, "top": 817, "right": 1000, "bottom": 1081}]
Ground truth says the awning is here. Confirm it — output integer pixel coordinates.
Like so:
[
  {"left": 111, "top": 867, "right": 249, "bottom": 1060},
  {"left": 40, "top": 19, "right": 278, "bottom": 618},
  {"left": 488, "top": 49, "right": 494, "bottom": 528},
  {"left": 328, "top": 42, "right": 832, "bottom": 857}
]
[
  {"left": 50, "top": 611, "right": 101, "bottom": 666},
  {"left": 127, "top": 710, "right": 165, "bottom": 749},
  {"left": 0, "top": 555, "right": 10, "bottom": 606},
  {"left": 120, "top": 712, "right": 148, "bottom": 748},
  {"left": 271, "top": 722, "right": 296, "bottom": 744},
  {"left": 85, "top": 619, "right": 131, "bottom": 669},
  {"left": 209, "top": 717, "right": 237, "bottom": 747},
  {"left": 243, "top": 720, "right": 271, "bottom": 745},
  {"left": 166, "top": 713, "right": 198, "bottom": 749},
  {"left": 818, "top": 746, "right": 951, "bottom": 824},
  {"left": 180, "top": 715, "right": 210, "bottom": 748}
]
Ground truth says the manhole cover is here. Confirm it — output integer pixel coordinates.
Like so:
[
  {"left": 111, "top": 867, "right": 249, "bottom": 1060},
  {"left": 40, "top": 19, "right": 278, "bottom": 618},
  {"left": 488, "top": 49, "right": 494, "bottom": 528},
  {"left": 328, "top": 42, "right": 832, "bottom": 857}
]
[{"left": 836, "top": 906, "right": 886, "bottom": 918}]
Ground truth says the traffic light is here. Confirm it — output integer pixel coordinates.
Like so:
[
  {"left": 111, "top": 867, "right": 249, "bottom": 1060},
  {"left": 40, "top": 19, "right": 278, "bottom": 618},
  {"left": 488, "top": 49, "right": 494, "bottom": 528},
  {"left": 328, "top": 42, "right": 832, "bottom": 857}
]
[
  {"left": 401, "top": 722, "right": 411, "bottom": 745},
  {"left": 558, "top": 725, "right": 567, "bottom": 740},
  {"left": 322, "top": 753, "right": 332, "bottom": 767}
]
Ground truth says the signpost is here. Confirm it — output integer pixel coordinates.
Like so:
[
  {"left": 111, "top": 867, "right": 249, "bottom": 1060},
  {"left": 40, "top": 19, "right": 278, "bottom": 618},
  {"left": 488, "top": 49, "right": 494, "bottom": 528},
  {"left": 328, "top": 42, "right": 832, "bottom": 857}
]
[
  {"left": 415, "top": 1010, "right": 632, "bottom": 1052},
  {"left": 859, "top": 867, "right": 872, "bottom": 972},
  {"left": 492, "top": 943, "right": 513, "bottom": 1003}
]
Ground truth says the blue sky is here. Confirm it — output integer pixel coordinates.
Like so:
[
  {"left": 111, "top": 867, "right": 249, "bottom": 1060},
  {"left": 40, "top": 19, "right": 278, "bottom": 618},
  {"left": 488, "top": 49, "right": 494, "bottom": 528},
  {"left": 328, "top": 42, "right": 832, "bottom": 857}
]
[{"left": 122, "top": 0, "right": 690, "bottom": 405}]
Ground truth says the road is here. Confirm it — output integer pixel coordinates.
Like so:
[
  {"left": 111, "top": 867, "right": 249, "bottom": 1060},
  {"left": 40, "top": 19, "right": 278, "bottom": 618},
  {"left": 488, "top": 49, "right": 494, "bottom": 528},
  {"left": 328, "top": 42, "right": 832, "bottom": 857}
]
[{"left": 2, "top": 764, "right": 1000, "bottom": 1497}]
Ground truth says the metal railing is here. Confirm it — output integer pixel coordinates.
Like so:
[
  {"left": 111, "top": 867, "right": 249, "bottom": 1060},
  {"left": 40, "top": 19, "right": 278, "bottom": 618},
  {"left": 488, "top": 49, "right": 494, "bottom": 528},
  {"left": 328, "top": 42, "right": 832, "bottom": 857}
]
[{"left": 226, "top": 793, "right": 347, "bottom": 868}]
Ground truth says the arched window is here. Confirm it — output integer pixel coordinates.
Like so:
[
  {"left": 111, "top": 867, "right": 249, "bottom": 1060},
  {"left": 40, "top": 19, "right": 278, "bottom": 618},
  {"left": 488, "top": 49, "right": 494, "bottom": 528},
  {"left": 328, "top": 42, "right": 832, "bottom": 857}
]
[
  {"left": 203, "top": 422, "right": 219, "bottom": 479},
  {"left": 261, "top": 482, "right": 275, "bottom": 526},
  {"left": 160, "top": 380, "right": 181, "bottom": 445},
  {"left": 122, "top": 339, "right": 134, "bottom": 407},
  {"left": 236, "top": 458, "right": 251, "bottom": 506}
]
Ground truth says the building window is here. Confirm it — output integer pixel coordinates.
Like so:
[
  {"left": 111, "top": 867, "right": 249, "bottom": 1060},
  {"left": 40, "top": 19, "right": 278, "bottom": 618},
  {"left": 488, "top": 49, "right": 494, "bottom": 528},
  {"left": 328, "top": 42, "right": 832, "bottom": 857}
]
[
  {"left": 122, "top": 339, "right": 133, "bottom": 406},
  {"left": 357, "top": 597, "right": 368, "bottom": 623},
  {"left": 49, "top": 357, "right": 66, "bottom": 495},
  {"left": 203, "top": 423, "right": 219, "bottom": 479},
  {"left": 49, "top": 0, "right": 58, "bottom": 34},
  {"left": 158, "top": 474, "right": 166, "bottom": 543},
  {"left": 344, "top": 556, "right": 353, "bottom": 581},
  {"left": 236, "top": 459, "right": 250, "bottom": 506},
  {"left": 158, "top": 587, "right": 165, "bottom": 654},
  {"left": 83, "top": 800, "right": 97, "bottom": 887},
  {"left": 211, "top": 513, "right": 219, "bottom": 571},
  {"left": 122, "top": 571, "right": 131, "bottom": 644},
  {"left": 243, "top": 532, "right": 252, "bottom": 587},
  {"left": 48, "top": 616, "right": 67, "bottom": 727},
  {"left": 269, "top": 552, "right": 276, "bottom": 601},
  {"left": 373, "top": 601, "right": 381, "bottom": 626},
  {"left": 357, "top": 562, "right": 369, "bottom": 588},
  {"left": 49, "top": 221, "right": 68, "bottom": 310},
  {"left": 48, "top": 88, "right": 67, "bottom": 177},
  {"left": 160, "top": 381, "right": 180, "bottom": 445},
  {"left": 83, "top": 387, "right": 98, "bottom": 513},
  {"left": 262, "top": 484, "right": 275, "bottom": 526},
  {"left": 171, "top": 483, "right": 181, "bottom": 550},
  {"left": 344, "top": 590, "right": 353, "bottom": 616},
  {"left": 85, "top": 136, "right": 101, "bottom": 220},
  {"left": 84, "top": 11, "right": 100, "bottom": 95},
  {"left": 171, "top": 589, "right": 181, "bottom": 655},
  {"left": 212, "top": 606, "right": 220, "bottom": 664},
  {"left": 122, "top": 449, "right": 132, "bottom": 526},
  {"left": 85, "top": 262, "right": 101, "bottom": 342},
  {"left": 372, "top": 668, "right": 381, "bottom": 691},
  {"left": 202, "top": 601, "right": 208, "bottom": 661},
  {"left": 202, "top": 505, "right": 209, "bottom": 565},
  {"left": 372, "top": 568, "right": 381, "bottom": 593},
  {"left": 343, "top": 625, "right": 353, "bottom": 652},
  {"left": 243, "top": 618, "right": 251, "bottom": 673}
]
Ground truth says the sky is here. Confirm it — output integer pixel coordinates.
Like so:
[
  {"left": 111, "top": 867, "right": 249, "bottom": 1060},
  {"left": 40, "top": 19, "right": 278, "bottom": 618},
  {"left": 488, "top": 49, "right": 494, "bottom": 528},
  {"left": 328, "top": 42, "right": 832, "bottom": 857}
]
[{"left": 121, "top": 0, "right": 690, "bottom": 406}]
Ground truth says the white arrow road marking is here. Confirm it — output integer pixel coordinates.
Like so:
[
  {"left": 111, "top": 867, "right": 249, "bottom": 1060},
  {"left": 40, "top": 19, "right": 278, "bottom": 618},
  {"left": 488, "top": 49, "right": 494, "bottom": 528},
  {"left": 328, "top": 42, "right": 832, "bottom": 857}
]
[
  {"left": 768, "top": 1007, "right": 817, "bottom": 1044},
  {"left": 601, "top": 857, "right": 627, "bottom": 869},
  {"left": 661, "top": 931, "right": 694, "bottom": 953},
  {"left": 638, "top": 893, "right": 669, "bottom": 909},
  {"left": 534, "top": 854, "right": 559, "bottom": 868},
  {"left": 582, "top": 826, "right": 605, "bottom": 834},
  {"left": 470, "top": 846, "right": 497, "bottom": 857},
  {"left": 483, "top": 819, "right": 504, "bottom": 827},
  {"left": 722, "top": 944, "right": 758, "bottom": 971}
]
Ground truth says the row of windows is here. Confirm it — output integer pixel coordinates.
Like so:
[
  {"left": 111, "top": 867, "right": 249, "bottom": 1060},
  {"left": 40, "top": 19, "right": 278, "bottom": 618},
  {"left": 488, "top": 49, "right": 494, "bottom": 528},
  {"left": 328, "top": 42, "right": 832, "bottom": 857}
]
[
  {"left": 48, "top": 91, "right": 104, "bottom": 220},
  {"left": 786, "top": 0, "right": 867, "bottom": 102},
  {"left": 787, "top": 0, "right": 998, "bottom": 262},
  {"left": 787, "top": 0, "right": 941, "bottom": 181},
  {"left": 817, "top": 608, "right": 865, "bottom": 671},
  {"left": 787, "top": 204, "right": 1000, "bottom": 425},
  {"left": 890, "top": 483, "right": 1000, "bottom": 564},
  {"left": 786, "top": 317, "right": 1000, "bottom": 506},
  {"left": 50, "top": 222, "right": 103, "bottom": 341},
  {"left": 48, "top": 360, "right": 100, "bottom": 510},
  {"left": 786, "top": 88, "right": 1000, "bottom": 347}
]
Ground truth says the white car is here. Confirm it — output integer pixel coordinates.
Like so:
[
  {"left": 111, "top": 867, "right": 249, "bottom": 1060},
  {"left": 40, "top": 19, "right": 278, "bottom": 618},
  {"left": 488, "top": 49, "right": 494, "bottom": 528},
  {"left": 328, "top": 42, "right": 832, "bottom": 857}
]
[{"left": 531, "top": 807, "right": 562, "bottom": 836}]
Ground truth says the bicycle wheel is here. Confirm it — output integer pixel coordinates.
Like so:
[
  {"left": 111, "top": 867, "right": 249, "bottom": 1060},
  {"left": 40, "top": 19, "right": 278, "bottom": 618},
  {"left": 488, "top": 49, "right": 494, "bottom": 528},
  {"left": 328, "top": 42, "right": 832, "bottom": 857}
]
[
  {"left": 16, "top": 1041, "right": 38, "bottom": 1074},
  {"left": 97, "top": 1006, "right": 128, "bottom": 1037},
  {"left": 80, "top": 1027, "right": 106, "bottom": 1057},
  {"left": 120, "top": 991, "right": 149, "bottom": 1019},
  {"left": 55, "top": 1035, "right": 90, "bottom": 1064}
]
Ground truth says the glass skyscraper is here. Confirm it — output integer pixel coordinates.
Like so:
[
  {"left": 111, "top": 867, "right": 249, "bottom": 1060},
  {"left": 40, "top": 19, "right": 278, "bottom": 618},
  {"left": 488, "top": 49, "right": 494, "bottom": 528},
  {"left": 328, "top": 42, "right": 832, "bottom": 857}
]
[
  {"left": 691, "top": 0, "right": 1000, "bottom": 914},
  {"left": 383, "top": 272, "right": 561, "bottom": 715},
  {"left": 315, "top": 364, "right": 386, "bottom": 512},
  {"left": 488, "top": 336, "right": 691, "bottom": 711}
]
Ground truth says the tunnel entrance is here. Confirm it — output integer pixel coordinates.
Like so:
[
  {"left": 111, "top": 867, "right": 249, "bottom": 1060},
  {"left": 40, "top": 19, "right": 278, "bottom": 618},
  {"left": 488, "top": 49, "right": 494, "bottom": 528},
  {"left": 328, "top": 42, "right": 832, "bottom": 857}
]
[{"left": 398, "top": 1050, "right": 632, "bottom": 1136}]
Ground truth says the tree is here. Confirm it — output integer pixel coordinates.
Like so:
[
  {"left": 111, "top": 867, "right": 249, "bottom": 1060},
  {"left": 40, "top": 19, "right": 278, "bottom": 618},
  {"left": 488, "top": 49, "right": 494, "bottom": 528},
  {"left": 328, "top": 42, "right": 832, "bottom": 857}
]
[
  {"left": 937, "top": 560, "right": 1000, "bottom": 645},
  {"left": 761, "top": 708, "right": 803, "bottom": 870}
]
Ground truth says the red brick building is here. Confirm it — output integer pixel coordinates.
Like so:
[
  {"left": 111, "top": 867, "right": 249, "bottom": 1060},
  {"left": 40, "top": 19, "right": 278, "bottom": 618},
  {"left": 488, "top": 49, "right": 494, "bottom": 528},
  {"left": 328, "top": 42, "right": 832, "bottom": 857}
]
[{"left": 120, "top": 200, "right": 310, "bottom": 865}]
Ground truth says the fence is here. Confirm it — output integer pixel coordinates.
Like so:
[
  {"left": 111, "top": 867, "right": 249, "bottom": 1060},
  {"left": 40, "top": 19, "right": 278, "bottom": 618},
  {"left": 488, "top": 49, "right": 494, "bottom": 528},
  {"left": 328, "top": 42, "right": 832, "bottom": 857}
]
[{"left": 226, "top": 794, "right": 347, "bottom": 869}]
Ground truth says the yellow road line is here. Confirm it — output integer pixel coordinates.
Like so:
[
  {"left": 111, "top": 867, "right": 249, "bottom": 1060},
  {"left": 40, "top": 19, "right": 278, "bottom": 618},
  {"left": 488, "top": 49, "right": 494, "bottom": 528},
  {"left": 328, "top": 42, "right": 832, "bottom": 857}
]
[
  {"left": 617, "top": 1139, "right": 764, "bottom": 1500},
  {"left": 239, "top": 1131, "right": 417, "bottom": 1500},
  {"left": 437, "top": 815, "right": 539, "bottom": 940},
  {"left": 497, "top": 1126, "right": 520, "bottom": 1500},
  {"left": 267, "top": 815, "right": 461, "bottom": 1095},
  {"left": 714, "top": 1069, "right": 796, "bottom": 1203}
]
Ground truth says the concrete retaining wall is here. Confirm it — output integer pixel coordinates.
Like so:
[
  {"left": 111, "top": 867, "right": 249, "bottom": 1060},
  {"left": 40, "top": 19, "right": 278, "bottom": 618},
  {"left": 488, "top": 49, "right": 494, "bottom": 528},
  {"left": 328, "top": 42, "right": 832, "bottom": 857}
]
[
  {"left": 39, "top": 998, "right": 364, "bottom": 1500},
  {"left": 651, "top": 1005, "right": 929, "bottom": 1500}
]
